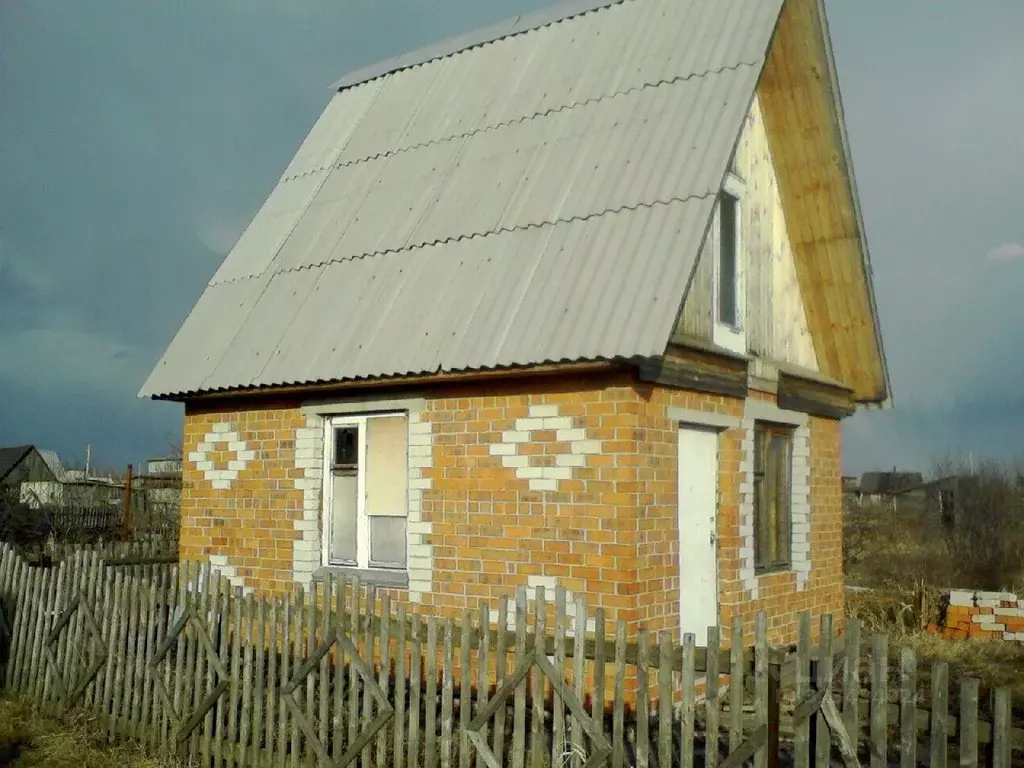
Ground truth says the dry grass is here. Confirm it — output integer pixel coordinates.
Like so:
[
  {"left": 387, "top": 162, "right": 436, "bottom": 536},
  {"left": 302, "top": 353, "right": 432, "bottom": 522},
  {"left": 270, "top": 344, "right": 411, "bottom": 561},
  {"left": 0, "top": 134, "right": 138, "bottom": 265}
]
[
  {"left": 0, "top": 697, "right": 182, "bottom": 768},
  {"left": 847, "top": 588, "right": 1024, "bottom": 728},
  {"left": 844, "top": 495, "right": 1024, "bottom": 726}
]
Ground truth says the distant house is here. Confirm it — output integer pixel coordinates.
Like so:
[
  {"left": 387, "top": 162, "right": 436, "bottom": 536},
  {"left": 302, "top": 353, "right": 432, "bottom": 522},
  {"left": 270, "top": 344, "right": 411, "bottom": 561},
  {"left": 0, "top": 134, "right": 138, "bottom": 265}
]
[
  {"left": 133, "top": 458, "right": 183, "bottom": 511},
  {"left": 0, "top": 444, "right": 129, "bottom": 509},
  {"left": 144, "top": 458, "right": 183, "bottom": 478},
  {"left": 0, "top": 445, "right": 64, "bottom": 504},
  {"left": 897, "top": 474, "right": 980, "bottom": 528},
  {"left": 141, "top": 0, "right": 891, "bottom": 644},
  {"left": 857, "top": 471, "right": 924, "bottom": 504}
]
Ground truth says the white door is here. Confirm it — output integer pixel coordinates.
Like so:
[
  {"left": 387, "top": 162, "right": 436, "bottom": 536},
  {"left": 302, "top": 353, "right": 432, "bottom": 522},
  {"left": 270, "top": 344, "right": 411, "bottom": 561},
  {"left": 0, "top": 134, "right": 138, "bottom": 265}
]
[{"left": 677, "top": 426, "right": 720, "bottom": 639}]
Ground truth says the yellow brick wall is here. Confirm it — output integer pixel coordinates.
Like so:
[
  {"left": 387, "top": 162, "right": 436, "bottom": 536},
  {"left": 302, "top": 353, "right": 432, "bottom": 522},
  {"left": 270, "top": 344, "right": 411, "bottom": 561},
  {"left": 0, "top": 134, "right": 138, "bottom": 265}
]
[
  {"left": 181, "top": 405, "right": 308, "bottom": 596},
  {"left": 180, "top": 372, "right": 843, "bottom": 644}
]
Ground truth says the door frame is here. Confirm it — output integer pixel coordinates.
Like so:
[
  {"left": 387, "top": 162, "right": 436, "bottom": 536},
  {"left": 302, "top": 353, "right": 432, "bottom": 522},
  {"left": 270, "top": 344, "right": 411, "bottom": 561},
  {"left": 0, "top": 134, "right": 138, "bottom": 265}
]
[{"left": 670, "top": 407, "right": 741, "bottom": 639}]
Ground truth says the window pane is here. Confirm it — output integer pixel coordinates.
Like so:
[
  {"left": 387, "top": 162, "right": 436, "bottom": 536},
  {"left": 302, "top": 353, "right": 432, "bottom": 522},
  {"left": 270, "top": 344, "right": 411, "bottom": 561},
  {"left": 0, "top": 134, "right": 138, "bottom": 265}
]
[
  {"left": 753, "top": 423, "right": 794, "bottom": 571},
  {"left": 370, "top": 516, "right": 407, "bottom": 567},
  {"left": 329, "top": 473, "right": 358, "bottom": 565},
  {"left": 765, "top": 443, "right": 779, "bottom": 564},
  {"left": 718, "top": 193, "right": 738, "bottom": 327},
  {"left": 753, "top": 475, "right": 767, "bottom": 570},
  {"left": 754, "top": 423, "right": 767, "bottom": 473},
  {"left": 773, "top": 433, "right": 792, "bottom": 565},
  {"left": 365, "top": 416, "right": 408, "bottom": 517},
  {"left": 333, "top": 427, "right": 358, "bottom": 468}
]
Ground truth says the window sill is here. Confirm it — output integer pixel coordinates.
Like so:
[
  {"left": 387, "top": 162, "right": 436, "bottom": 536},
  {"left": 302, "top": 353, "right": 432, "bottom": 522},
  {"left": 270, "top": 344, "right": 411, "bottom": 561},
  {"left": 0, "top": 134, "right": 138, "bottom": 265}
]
[
  {"left": 754, "top": 565, "right": 793, "bottom": 578},
  {"left": 313, "top": 565, "right": 409, "bottom": 590},
  {"left": 712, "top": 324, "right": 746, "bottom": 356}
]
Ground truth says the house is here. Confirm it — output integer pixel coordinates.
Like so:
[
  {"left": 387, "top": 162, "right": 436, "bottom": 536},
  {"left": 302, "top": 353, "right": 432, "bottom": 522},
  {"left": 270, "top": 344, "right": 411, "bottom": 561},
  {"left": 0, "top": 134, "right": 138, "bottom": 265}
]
[
  {"left": 894, "top": 474, "right": 980, "bottom": 529},
  {"left": 0, "top": 445, "right": 64, "bottom": 504},
  {"left": 141, "top": 0, "right": 890, "bottom": 643},
  {"left": 0, "top": 444, "right": 129, "bottom": 510},
  {"left": 857, "top": 471, "right": 923, "bottom": 502},
  {"left": 130, "top": 458, "right": 183, "bottom": 522},
  {"left": 0, "top": 445, "right": 63, "bottom": 487},
  {"left": 854, "top": 470, "right": 925, "bottom": 517}
]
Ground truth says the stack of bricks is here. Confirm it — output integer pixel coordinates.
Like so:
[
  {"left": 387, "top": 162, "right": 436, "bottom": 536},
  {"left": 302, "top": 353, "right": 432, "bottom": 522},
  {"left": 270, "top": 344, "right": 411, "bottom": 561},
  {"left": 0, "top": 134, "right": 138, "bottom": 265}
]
[{"left": 927, "top": 589, "right": 1024, "bottom": 642}]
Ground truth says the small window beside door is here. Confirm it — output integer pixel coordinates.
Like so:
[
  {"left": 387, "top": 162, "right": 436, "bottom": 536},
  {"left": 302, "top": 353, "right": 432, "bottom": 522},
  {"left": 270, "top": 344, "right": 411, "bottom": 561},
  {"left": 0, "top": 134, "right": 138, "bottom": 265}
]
[
  {"left": 324, "top": 413, "right": 409, "bottom": 571},
  {"left": 753, "top": 421, "right": 793, "bottom": 573}
]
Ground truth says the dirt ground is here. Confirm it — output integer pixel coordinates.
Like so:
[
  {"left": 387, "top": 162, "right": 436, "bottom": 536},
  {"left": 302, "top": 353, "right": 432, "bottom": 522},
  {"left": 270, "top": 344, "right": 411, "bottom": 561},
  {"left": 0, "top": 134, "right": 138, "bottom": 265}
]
[{"left": 0, "top": 698, "right": 177, "bottom": 768}]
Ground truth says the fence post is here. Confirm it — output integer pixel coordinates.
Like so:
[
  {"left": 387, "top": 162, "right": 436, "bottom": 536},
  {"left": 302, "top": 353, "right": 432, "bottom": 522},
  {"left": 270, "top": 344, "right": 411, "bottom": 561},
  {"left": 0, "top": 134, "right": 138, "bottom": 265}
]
[
  {"left": 767, "top": 658, "right": 781, "bottom": 768},
  {"left": 122, "top": 465, "right": 134, "bottom": 541}
]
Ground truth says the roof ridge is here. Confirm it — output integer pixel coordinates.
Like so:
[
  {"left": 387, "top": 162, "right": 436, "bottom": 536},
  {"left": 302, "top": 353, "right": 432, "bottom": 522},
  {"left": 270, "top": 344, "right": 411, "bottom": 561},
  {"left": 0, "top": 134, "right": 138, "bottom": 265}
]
[
  {"left": 282, "top": 62, "right": 757, "bottom": 185},
  {"left": 330, "top": 0, "right": 629, "bottom": 92},
  {"left": 209, "top": 192, "right": 715, "bottom": 288}
]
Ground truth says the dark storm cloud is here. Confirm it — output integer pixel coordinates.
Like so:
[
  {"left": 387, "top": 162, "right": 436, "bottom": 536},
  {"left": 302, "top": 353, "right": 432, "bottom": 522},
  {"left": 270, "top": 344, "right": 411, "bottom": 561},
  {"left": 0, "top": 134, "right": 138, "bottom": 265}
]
[{"left": 0, "top": 0, "right": 1022, "bottom": 473}]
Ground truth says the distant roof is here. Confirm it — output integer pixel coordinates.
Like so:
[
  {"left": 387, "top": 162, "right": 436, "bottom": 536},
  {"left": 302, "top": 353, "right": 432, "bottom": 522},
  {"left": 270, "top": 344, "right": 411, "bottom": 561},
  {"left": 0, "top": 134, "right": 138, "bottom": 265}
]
[
  {"left": 141, "top": 0, "right": 786, "bottom": 399},
  {"left": 0, "top": 445, "right": 33, "bottom": 482},
  {"left": 36, "top": 449, "right": 65, "bottom": 482},
  {"left": 859, "top": 472, "right": 924, "bottom": 496}
]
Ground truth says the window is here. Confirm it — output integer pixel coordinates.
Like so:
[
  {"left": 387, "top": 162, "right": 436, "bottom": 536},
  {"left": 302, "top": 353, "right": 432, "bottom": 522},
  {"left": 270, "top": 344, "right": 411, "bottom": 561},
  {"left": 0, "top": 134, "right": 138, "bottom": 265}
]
[
  {"left": 717, "top": 190, "right": 739, "bottom": 329},
  {"left": 712, "top": 175, "right": 745, "bottom": 355},
  {"left": 323, "top": 413, "right": 409, "bottom": 570},
  {"left": 753, "top": 422, "right": 792, "bottom": 572}
]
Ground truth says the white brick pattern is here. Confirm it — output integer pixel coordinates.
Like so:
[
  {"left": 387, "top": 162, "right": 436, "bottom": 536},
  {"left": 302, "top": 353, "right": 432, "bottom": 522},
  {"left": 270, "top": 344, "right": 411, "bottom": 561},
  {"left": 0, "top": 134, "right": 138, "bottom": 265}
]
[
  {"left": 292, "top": 414, "right": 325, "bottom": 585},
  {"left": 405, "top": 411, "right": 435, "bottom": 603},
  {"left": 737, "top": 407, "right": 811, "bottom": 598},
  {"left": 493, "top": 575, "right": 597, "bottom": 636},
  {"left": 209, "top": 554, "right": 251, "bottom": 594},
  {"left": 187, "top": 421, "right": 254, "bottom": 490},
  {"left": 488, "top": 404, "right": 602, "bottom": 491},
  {"left": 291, "top": 405, "right": 435, "bottom": 604}
]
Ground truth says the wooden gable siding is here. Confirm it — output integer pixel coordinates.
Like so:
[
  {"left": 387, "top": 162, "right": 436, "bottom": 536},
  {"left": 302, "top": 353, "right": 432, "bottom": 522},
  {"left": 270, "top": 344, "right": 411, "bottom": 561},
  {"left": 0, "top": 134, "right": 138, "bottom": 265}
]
[
  {"left": 677, "top": 94, "right": 818, "bottom": 372},
  {"left": 0, "top": 449, "right": 56, "bottom": 486},
  {"left": 756, "top": 0, "right": 887, "bottom": 402}
]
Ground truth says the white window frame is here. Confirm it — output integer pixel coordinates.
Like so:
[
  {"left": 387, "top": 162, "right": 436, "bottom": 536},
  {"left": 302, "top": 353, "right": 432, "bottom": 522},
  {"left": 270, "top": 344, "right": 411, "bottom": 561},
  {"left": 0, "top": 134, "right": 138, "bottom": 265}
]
[
  {"left": 712, "top": 172, "right": 746, "bottom": 355},
  {"left": 321, "top": 411, "right": 409, "bottom": 571}
]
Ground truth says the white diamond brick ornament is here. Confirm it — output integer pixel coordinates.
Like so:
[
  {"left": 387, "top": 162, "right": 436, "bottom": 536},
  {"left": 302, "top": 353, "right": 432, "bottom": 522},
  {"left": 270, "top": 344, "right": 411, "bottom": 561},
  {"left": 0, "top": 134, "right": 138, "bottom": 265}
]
[
  {"left": 187, "top": 421, "right": 254, "bottom": 490},
  {"left": 488, "top": 404, "right": 602, "bottom": 491}
]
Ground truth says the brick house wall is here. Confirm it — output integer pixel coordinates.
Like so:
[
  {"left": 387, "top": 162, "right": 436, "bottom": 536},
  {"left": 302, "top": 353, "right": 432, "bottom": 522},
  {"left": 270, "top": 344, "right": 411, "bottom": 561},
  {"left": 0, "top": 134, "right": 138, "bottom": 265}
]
[{"left": 180, "top": 370, "right": 843, "bottom": 646}]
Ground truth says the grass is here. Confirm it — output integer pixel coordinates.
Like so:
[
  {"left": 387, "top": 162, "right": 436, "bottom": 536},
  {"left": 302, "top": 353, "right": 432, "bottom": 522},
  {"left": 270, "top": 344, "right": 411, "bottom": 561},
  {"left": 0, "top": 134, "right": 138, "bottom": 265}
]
[
  {"left": 0, "top": 698, "right": 180, "bottom": 768},
  {"left": 844, "top": 499, "right": 1024, "bottom": 726}
]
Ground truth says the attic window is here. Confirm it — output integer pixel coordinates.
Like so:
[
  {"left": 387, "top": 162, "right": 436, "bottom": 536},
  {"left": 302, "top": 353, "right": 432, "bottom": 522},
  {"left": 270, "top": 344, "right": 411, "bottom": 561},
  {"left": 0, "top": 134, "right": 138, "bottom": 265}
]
[
  {"left": 712, "top": 174, "right": 745, "bottom": 355},
  {"left": 717, "top": 191, "right": 739, "bottom": 328}
]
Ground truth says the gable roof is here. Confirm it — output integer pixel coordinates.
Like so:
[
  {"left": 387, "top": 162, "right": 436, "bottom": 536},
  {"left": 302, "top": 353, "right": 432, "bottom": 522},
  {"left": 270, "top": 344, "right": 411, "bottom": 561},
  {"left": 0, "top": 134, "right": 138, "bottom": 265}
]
[
  {"left": 140, "top": 0, "right": 786, "bottom": 399},
  {"left": 142, "top": 0, "right": 888, "bottom": 404},
  {"left": 0, "top": 445, "right": 33, "bottom": 483},
  {"left": 36, "top": 450, "right": 66, "bottom": 482}
]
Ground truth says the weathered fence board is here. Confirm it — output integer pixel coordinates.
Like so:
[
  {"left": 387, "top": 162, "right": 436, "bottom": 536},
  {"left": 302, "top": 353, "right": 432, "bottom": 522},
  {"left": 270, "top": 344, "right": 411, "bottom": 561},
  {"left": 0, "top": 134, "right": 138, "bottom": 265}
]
[{"left": 0, "top": 545, "right": 1018, "bottom": 768}]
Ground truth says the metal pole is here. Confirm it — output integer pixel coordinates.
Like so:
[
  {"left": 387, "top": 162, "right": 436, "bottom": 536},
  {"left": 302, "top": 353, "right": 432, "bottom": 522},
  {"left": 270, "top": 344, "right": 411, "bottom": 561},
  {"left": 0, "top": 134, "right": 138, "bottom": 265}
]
[{"left": 122, "top": 464, "right": 133, "bottom": 540}]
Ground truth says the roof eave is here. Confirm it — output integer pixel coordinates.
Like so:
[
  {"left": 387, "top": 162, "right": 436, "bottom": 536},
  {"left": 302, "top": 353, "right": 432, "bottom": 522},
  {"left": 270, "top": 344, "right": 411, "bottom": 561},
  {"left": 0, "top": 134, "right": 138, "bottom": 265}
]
[
  {"left": 142, "top": 359, "right": 630, "bottom": 404},
  {"left": 815, "top": 0, "right": 893, "bottom": 410}
]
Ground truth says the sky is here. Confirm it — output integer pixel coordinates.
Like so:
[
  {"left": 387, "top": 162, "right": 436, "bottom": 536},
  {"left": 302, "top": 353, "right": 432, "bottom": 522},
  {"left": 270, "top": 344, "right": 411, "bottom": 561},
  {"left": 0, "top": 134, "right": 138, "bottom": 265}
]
[{"left": 0, "top": 1, "right": 1022, "bottom": 476}]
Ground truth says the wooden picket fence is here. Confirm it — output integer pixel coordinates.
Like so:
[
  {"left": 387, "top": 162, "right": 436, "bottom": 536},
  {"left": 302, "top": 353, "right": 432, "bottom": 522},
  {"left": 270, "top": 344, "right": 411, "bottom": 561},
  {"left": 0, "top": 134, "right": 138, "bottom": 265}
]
[{"left": 0, "top": 544, "right": 1019, "bottom": 768}]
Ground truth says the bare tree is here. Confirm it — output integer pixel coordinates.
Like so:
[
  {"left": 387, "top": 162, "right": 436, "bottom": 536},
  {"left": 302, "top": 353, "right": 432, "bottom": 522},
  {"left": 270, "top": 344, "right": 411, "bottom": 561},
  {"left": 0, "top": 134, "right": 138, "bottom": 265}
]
[
  {"left": 942, "top": 458, "right": 1024, "bottom": 590},
  {"left": 164, "top": 430, "right": 183, "bottom": 460}
]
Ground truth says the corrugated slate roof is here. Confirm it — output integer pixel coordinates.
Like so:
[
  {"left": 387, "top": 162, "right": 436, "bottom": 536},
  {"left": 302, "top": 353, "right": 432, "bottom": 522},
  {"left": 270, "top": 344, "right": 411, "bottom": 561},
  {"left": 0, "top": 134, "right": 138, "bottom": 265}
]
[{"left": 141, "top": 0, "right": 784, "bottom": 399}]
